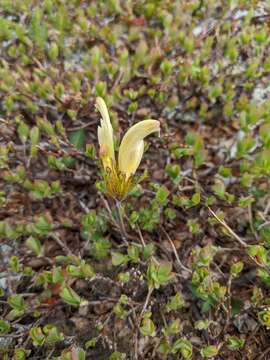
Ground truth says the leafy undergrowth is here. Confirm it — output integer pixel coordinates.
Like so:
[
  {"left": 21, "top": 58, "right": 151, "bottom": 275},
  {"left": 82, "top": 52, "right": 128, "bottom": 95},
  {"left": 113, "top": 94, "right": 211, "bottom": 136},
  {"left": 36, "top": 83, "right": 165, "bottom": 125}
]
[{"left": 1, "top": 1, "right": 270, "bottom": 359}]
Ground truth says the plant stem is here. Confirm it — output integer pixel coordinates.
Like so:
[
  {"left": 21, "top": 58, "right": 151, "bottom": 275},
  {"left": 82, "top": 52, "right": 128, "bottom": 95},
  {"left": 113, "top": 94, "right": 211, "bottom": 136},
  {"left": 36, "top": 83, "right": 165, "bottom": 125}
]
[
  {"left": 116, "top": 200, "right": 128, "bottom": 245},
  {"left": 208, "top": 207, "right": 248, "bottom": 247},
  {"left": 140, "top": 287, "right": 153, "bottom": 318}
]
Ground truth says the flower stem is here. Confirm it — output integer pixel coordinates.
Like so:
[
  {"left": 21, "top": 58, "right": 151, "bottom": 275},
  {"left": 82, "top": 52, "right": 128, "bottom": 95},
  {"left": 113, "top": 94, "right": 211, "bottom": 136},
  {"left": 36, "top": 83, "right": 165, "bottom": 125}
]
[{"left": 116, "top": 200, "right": 128, "bottom": 245}]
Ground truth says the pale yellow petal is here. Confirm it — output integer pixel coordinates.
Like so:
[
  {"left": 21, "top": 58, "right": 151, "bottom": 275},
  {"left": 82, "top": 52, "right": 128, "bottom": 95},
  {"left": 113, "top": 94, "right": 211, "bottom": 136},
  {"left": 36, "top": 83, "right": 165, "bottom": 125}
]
[
  {"left": 95, "top": 97, "right": 115, "bottom": 166},
  {"left": 96, "top": 97, "right": 110, "bottom": 128},
  {"left": 118, "top": 119, "right": 160, "bottom": 178},
  {"left": 119, "top": 140, "right": 144, "bottom": 179}
]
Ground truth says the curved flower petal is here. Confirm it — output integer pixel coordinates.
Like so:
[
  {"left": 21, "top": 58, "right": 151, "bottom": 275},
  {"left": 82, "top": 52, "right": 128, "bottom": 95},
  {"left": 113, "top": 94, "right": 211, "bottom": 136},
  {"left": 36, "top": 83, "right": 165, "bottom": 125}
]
[
  {"left": 118, "top": 119, "right": 160, "bottom": 178},
  {"left": 96, "top": 97, "right": 115, "bottom": 168}
]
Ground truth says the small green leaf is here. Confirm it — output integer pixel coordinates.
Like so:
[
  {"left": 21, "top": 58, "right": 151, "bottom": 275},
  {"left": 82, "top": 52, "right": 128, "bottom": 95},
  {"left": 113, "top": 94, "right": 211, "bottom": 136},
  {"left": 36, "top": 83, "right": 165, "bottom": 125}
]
[
  {"left": 85, "top": 337, "right": 97, "bottom": 349},
  {"left": 8, "top": 294, "right": 25, "bottom": 311},
  {"left": 166, "top": 292, "right": 185, "bottom": 312},
  {"left": 163, "top": 319, "right": 180, "bottom": 336},
  {"left": 48, "top": 42, "right": 59, "bottom": 60},
  {"left": 109, "top": 352, "right": 126, "bottom": 360},
  {"left": 0, "top": 320, "right": 11, "bottom": 334},
  {"left": 158, "top": 340, "right": 171, "bottom": 355},
  {"left": 30, "top": 326, "right": 46, "bottom": 347},
  {"left": 140, "top": 317, "right": 156, "bottom": 337},
  {"left": 147, "top": 261, "right": 172, "bottom": 289},
  {"left": 172, "top": 338, "right": 193, "bottom": 359},
  {"left": 143, "top": 243, "right": 155, "bottom": 260},
  {"left": 127, "top": 245, "right": 140, "bottom": 263},
  {"left": 43, "top": 324, "right": 64, "bottom": 345},
  {"left": 85, "top": 143, "right": 96, "bottom": 159},
  {"left": 14, "top": 348, "right": 31, "bottom": 360},
  {"left": 69, "top": 129, "right": 86, "bottom": 151},
  {"left": 155, "top": 186, "right": 169, "bottom": 206},
  {"left": 77, "top": 348, "right": 86, "bottom": 360},
  {"left": 230, "top": 262, "right": 244, "bottom": 277},
  {"left": 194, "top": 319, "right": 210, "bottom": 330},
  {"left": 9, "top": 255, "right": 20, "bottom": 272},
  {"left": 17, "top": 121, "right": 29, "bottom": 143},
  {"left": 227, "top": 336, "right": 245, "bottom": 350},
  {"left": 52, "top": 267, "right": 64, "bottom": 283},
  {"left": 60, "top": 286, "right": 82, "bottom": 307},
  {"left": 26, "top": 236, "right": 42, "bottom": 256},
  {"left": 258, "top": 308, "right": 270, "bottom": 327},
  {"left": 200, "top": 345, "right": 220, "bottom": 358},
  {"left": 30, "top": 126, "right": 40, "bottom": 145},
  {"left": 112, "top": 252, "right": 129, "bottom": 266}
]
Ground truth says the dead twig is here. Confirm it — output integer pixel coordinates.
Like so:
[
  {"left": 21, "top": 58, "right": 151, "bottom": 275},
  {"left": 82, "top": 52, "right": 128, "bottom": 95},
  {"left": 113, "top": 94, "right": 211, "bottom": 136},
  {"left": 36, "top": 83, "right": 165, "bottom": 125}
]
[
  {"left": 208, "top": 207, "right": 248, "bottom": 248},
  {"left": 66, "top": 120, "right": 98, "bottom": 132},
  {"left": 50, "top": 233, "right": 72, "bottom": 256},
  {"left": 160, "top": 226, "right": 192, "bottom": 274}
]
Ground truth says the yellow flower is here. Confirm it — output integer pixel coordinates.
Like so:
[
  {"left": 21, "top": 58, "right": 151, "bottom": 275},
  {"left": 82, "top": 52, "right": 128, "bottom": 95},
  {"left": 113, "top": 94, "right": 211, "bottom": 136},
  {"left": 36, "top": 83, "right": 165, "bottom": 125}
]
[{"left": 96, "top": 97, "right": 160, "bottom": 199}]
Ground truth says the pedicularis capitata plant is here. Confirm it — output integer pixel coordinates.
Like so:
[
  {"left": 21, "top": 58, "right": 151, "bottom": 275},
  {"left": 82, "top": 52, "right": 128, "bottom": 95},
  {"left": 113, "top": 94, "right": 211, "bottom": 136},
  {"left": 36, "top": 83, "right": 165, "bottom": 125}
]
[{"left": 96, "top": 97, "right": 160, "bottom": 200}]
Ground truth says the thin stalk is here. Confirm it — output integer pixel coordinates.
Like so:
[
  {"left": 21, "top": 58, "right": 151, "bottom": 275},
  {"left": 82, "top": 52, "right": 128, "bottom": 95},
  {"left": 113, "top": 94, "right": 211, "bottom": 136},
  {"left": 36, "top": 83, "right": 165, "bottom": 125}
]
[
  {"left": 116, "top": 200, "right": 128, "bottom": 245},
  {"left": 140, "top": 287, "right": 153, "bottom": 318},
  {"left": 208, "top": 207, "right": 248, "bottom": 247}
]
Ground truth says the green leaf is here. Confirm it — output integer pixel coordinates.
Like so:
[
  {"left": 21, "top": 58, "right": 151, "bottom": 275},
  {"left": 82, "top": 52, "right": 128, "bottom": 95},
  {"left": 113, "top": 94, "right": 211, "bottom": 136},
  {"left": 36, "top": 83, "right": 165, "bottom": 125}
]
[
  {"left": 258, "top": 309, "right": 270, "bottom": 327},
  {"left": 113, "top": 303, "right": 127, "bottom": 320},
  {"left": 166, "top": 292, "right": 185, "bottom": 312},
  {"left": 127, "top": 245, "right": 140, "bottom": 263},
  {"left": 155, "top": 186, "right": 169, "bottom": 206},
  {"left": 14, "top": 348, "right": 31, "bottom": 360},
  {"left": 147, "top": 262, "right": 172, "bottom": 289},
  {"left": 172, "top": 338, "right": 193, "bottom": 359},
  {"left": 52, "top": 267, "right": 64, "bottom": 283},
  {"left": 85, "top": 144, "right": 96, "bottom": 159},
  {"left": 112, "top": 252, "right": 129, "bottom": 266},
  {"left": 62, "top": 347, "right": 86, "bottom": 360},
  {"left": 0, "top": 320, "right": 10, "bottom": 334},
  {"left": 66, "top": 262, "right": 94, "bottom": 279},
  {"left": 166, "top": 163, "right": 181, "bottom": 184},
  {"left": 109, "top": 352, "right": 126, "bottom": 360},
  {"left": 157, "top": 263, "right": 172, "bottom": 284},
  {"left": 48, "top": 42, "right": 59, "bottom": 61},
  {"left": 194, "top": 319, "right": 210, "bottom": 330},
  {"left": 85, "top": 337, "right": 97, "bottom": 349},
  {"left": 191, "top": 192, "right": 201, "bottom": 205},
  {"left": 32, "top": 215, "right": 53, "bottom": 236},
  {"left": 60, "top": 286, "right": 82, "bottom": 307},
  {"left": 140, "top": 317, "right": 156, "bottom": 337},
  {"left": 17, "top": 121, "right": 29, "bottom": 143},
  {"left": 69, "top": 129, "right": 86, "bottom": 151},
  {"left": 29, "top": 9, "right": 48, "bottom": 50},
  {"left": 143, "top": 243, "right": 155, "bottom": 260},
  {"left": 30, "top": 126, "right": 40, "bottom": 146},
  {"left": 8, "top": 294, "right": 25, "bottom": 311},
  {"left": 230, "top": 261, "right": 244, "bottom": 277},
  {"left": 200, "top": 345, "right": 220, "bottom": 358},
  {"left": 227, "top": 336, "right": 245, "bottom": 350},
  {"left": 92, "top": 237, "right": 111, "bottom": 259},
  {"left": 163, "top": 319, "right": 180, "bottom": 336},
  {"left": 43, "top": 324, "right": 64, "bottom": 345},
  {"left": 30, "top": 326, "right": 46, "bottom": 347},
  {"left": 26, "top": 236, "right": 42, "bottom": 256},
  {"left": 6, "top": 308, "right": 25, "bottom": 320},
  {"left": 9, "top": 255, "right": 20, "bottom": 272},
  {"left": 76, "top": 348, "right": 86, "bottom": 360},
  {"left": 158, "top": 340, "right": 171, "bottom": 355}
]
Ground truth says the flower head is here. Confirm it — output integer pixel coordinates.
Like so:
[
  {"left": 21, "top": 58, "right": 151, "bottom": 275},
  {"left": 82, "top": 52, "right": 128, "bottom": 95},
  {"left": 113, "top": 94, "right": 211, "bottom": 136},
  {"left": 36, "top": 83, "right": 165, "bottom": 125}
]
[{"left": 96, "top": 97, "right": 160, "bottom": 199}]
